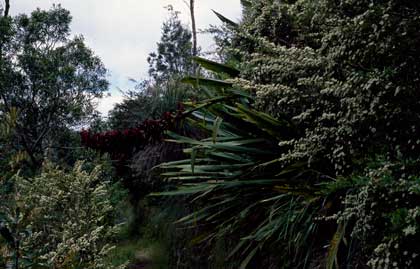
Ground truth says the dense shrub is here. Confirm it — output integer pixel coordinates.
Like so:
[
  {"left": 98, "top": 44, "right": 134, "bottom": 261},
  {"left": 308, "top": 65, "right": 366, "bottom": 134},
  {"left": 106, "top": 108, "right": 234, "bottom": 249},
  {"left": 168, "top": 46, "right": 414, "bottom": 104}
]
[
  {"left": 233, "top": 0, "right": 420, "bottom": 175},
  {"left": 80, "top": 110, "right": 182, "bottom": 177},
  {"left": 108, "top": 82, "right": 192, "bottom": 130},
  {"left": 329, "top": 157, "right": 420, "bottom": 268},
  {"left": 155, "top": 0, "right": 420, "bottom": 267},
  {"left": 0, "top": 162, "right": 125, "bottom": 268}
]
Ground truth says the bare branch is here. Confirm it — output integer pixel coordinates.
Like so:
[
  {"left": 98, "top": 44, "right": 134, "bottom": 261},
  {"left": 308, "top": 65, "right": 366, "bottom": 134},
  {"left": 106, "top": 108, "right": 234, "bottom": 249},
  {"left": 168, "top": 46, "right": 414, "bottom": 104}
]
[{"left": 182, "top": 0, "right": 190, "bottom": 8}]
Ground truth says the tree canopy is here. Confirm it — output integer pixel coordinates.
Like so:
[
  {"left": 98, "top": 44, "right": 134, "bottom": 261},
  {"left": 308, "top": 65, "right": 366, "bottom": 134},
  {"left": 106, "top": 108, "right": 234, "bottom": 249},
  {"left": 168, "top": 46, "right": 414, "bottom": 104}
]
[
  {"left": 108, "top": 6, "right": 193, "bottom": 130},
  {"left": 3, "top": 1, "right": 420, "bottom": 268},
  {"left": 147, "top": 5, "right": 193, "bottom": 84},
  {"left": 0, "top": 5, "right": 108, "bottom": 167}
]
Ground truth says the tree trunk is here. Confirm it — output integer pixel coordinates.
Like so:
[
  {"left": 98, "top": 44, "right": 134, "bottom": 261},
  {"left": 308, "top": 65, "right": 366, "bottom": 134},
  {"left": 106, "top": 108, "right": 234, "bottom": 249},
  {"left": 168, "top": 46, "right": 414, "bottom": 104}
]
[
  {"left": 4, "top": 0, "right": 10, "bottom": 17},
  {"left": 190, "top": 0, "right": 197, "bottom": 57}
]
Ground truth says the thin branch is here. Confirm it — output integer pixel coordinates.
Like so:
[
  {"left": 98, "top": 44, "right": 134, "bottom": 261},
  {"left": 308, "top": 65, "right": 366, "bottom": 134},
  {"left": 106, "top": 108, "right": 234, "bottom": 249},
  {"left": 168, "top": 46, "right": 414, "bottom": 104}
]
[{"left": 182, "top": 0, "right": 190, "bottom": 8}]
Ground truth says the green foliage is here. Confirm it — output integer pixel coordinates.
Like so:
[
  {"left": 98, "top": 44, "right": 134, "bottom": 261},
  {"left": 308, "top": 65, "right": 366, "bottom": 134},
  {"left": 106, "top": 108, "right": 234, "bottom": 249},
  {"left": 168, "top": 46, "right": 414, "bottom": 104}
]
[
  {"left": 232, "top": 0, "right": 420, "bottom": 176},
  {"left": 147, "top": 5, "right": 194, "bottom": 84},
  {"left": 0, "top": 107, "right": 17, "bottom": 138},
  {"left": 137, "top": 197, "right": 213, "bottom": 269},
  {"left": 108, "top": 6, "right": 198, "bottom": 130},
  {"left": 0, "top": 107, "right": 24, "bottom": 174},
  {"left": 331, "top": 158, "right": 420, "bottom": 268},
  {"left": 191, "top": 56, "right": 240, "bottom": 78},
  {"left": 202, "top": 23, "right": 236, "bottom": 63},
  {"left": 0, "top": 162, "right": 124, "bottom": 268},
  {"left": 103, "top": 215, "right": 169, "bottom": 269},
  {"left": 103, "top": 241, "right": 136, "bottom": 269},
  {"left": 0, "top": 5, "right": 108, "bottom": 167},
  {"left": 212, "top": 10, "right": 238, "bottom": 29},
  {"left": 108, "top": 5, "right": 196, "bottom": 130},
  {"left": 2, "top": 0, "right": 419, "bottom": 268},
  {"left": 157, "top": 58, "right": 325, "bottom": 268},
  {"left": 156, "top": 1, "right": 420, "bottom": 265},
  {"left": 108, "top": 81, "right": 189, "bottom": 129}
]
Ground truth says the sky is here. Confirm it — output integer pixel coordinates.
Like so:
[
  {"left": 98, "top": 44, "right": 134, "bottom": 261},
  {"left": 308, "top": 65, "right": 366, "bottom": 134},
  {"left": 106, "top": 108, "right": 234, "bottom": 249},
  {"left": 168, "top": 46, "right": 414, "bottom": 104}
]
[{"left": 11, "top": 0, "right": 242, "bottom": 115}]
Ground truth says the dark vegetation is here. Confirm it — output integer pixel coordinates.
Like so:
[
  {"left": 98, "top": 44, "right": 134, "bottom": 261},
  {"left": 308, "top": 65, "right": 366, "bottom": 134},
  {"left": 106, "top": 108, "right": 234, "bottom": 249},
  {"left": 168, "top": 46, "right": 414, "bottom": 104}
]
[{"left": 2, "top": 0, "right": 420, "bottom": 268}]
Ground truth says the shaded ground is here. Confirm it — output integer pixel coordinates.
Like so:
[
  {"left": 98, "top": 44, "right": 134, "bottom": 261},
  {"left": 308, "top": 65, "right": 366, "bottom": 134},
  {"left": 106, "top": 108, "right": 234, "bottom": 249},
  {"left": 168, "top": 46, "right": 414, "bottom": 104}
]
[
  {"left": 128, "top": 263, "right": 151, "bottom": 269},
  {"left": 128, "top": 250, "right": 154, "bottom": 269}
]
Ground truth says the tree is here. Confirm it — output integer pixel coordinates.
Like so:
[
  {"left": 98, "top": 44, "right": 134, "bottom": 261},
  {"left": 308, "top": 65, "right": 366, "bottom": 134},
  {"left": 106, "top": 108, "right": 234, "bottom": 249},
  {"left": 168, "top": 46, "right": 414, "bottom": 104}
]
[
  {"left": 147, "top": 5, "right": 193, "bottom": 84},
  {"left": 108, "top": 81, "right": 188, "bottom": 130},
  {"left": 109, "top": 6, "right": 194, "bottom": 130},
  {"left": 0, "top": 5, "right": 108, "bottom": 168}
]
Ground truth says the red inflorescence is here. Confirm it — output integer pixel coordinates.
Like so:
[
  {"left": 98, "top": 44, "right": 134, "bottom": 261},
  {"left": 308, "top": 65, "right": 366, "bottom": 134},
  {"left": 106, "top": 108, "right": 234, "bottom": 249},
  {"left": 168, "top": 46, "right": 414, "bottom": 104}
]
[{"left": 80, "top": 108, "right": 184, "bottom": 167}]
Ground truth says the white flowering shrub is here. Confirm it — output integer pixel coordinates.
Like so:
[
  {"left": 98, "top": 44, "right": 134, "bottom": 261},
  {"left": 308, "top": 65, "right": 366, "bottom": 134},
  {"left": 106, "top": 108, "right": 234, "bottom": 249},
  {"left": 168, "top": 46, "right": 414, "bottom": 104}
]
[
  {"left": 9, "top": 162, "right": 122, "bottom": 268},
  {"left": 181, "top": 0, "right": 420, "bottom": 267},
  {"left": 332, "top": 158, "right": 420, "bottom": 268},
  {"left": 232, "top": 0, "right": 420, "bottom": 176}
]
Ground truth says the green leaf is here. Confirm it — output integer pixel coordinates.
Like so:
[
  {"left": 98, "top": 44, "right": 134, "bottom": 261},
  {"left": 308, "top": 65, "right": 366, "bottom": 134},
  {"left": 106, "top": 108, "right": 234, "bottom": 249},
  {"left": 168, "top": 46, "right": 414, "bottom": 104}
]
[
  {"left": 212, "top": 117, "right": 223, "bottom": 143},
  {"left": 212, "top": 10, "right": 238, "bottom": 28},
  {"left": 0, "top": 223, "right": 15, "bottom": 246},
  {"left": 181, "top": 76, "right": 233, "bottom": 88},
  {"left": 241, "top": 0, "right": 252, "bottom": 8},
  {"left": 191, "top": 147, "right": 197, "bottom": 174},
  {"left": 228, "top": 240, "right": 247, "bottom": 259},
  {"left": 182, "top": 96, "right": 236, "bottom": 118},
  {"left": 150, "top": 184, "right": 215, "bottom": 196},
  {"left": 209, "top": 152, "right": 252, "bottom": 162},
  {"left": 165, "top": 176, "right": 215, "bottom": 181},
  {"left": 240, "top": 245, "right": 259, "bottom": 269},
  {"left": 236, "top": 103, "right": 296, "bottom": 140},
  {"left": 326, "top": 222, "right": 346, "bottom": 269},
  {"left": 193, "top": 56, "right": 240, "bottom": 77}
]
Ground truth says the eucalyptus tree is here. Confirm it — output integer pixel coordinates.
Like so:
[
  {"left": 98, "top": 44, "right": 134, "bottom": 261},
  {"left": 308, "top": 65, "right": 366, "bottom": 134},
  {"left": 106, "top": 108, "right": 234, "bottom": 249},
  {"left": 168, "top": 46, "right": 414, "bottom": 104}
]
[{"left": 0, "top": 5, "right": 108, "bottom": 168}]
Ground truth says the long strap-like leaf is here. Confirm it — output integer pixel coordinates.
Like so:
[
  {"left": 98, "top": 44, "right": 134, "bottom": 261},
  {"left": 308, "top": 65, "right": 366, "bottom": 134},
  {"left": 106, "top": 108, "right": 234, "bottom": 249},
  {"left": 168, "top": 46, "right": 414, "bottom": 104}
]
[
  {"left": 326, "top": 222, "right": 346, "bottom": 269},
  {"left": 212, "top": 10, "right": 238, "bottom": 28},
  {"left": 193, "top": 56, "right": 240, "bottom": 78}
]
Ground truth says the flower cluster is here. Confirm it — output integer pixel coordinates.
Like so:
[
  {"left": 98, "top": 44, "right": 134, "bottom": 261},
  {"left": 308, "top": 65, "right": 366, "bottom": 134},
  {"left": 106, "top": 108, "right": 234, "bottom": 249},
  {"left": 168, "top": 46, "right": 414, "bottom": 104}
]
[
  {"left": 234, "top": 0, "right": 420, "bottom": 176},
  {"left": 81, "top": 111, "right": 180, "bottom": 162},
  {"left": 6, "top": 162, "right": 122, "bottom": 268},
  {"left": 334, "top": 158, "right": 420, "bottom": 268}
]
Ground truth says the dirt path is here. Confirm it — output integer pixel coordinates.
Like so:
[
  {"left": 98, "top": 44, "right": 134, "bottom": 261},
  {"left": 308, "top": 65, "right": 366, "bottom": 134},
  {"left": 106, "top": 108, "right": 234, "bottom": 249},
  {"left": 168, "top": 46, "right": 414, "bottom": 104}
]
[
  {"left": 128, "top": 263, "right": 151, "bottom": 269},
  {"left": 128, "top": 250, "right": 154, "bottom": 269}
]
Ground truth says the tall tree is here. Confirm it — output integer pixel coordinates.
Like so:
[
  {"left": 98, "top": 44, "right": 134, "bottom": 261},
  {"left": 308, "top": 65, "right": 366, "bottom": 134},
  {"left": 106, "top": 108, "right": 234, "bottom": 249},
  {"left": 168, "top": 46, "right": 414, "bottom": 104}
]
[
  {"left": 147, "top": 5, "right": 193, "bottom": 84},
  {"left": 0, "top": 0, "right": 11, "bottom": 50},
  {"left": 0, "top": 5, "right": 108, "bottom": 168},
  {"left": 109, "top": 6, "right": 194, "bottom": 130}
]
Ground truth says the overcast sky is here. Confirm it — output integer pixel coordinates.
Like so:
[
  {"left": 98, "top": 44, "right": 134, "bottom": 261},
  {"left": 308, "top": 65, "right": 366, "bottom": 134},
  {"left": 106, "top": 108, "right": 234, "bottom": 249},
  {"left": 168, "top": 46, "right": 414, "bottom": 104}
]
[{"left": 11, "top": 0, "right": 242, "bottom": 114}]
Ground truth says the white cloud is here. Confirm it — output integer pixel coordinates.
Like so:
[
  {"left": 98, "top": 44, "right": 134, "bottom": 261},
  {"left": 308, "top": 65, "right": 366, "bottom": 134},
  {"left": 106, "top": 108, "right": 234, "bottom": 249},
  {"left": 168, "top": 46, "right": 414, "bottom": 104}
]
[
  {"left": 96, "top": 94, "right": 125, "bottom": 117},
  {"left": 12, "top": 0, "right": 242, "bottom": 114}
]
